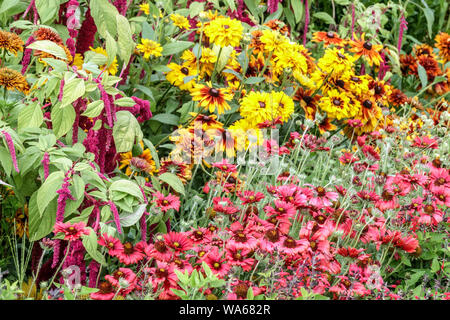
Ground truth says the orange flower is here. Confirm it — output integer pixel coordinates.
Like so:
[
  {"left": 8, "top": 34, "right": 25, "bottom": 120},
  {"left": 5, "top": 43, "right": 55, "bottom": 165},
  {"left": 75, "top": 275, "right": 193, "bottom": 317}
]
[
  {"left": 349, "top": 33, "right": 383, "bottom": 66},
  {"left": 312, "top": 31, "right": 345, "bottom": 47},
  {"left": 435, "top": 32, "right": 450, "bottom": 62}
]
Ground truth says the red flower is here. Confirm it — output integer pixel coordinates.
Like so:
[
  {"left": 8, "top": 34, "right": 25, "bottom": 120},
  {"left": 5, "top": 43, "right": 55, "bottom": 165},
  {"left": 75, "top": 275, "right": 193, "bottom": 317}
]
[
  {"left": 154, "top": 191, "right": 180, "bottom": 212},
  {"left": 212, "top": 196, "right": 239, "bottom": 215},
  {"left": 204, "top": 246, "right": 231, "bottom": 278},
  {"left": 237, "top": 190, "right": 265, "bottom": 205},
  {"left": 164, "top": 231, "right": 193, "bottom": 252},
  {"left": 98, "top": 233, "right": 123, "bottom": 257},
  {"left": 116, "top": 241, "right": 146, "bottom": 265},
  {"left": 212, "top": 159, "right": 237, "bottom": 173},
  {"left": 90, "top": 280, "right": 115, "bottom": 300},
  {"left": 104, "top": 267, "right": 137, "bottom": 295},
  {"left": 53, "top": 221, "right": 90, "bottom": 241}
]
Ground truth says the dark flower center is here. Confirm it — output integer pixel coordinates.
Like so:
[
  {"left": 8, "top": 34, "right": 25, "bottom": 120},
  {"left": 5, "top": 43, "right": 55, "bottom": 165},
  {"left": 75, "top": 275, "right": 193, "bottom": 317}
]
[
  {"left": 99, "top": 281, "right": 113, "bottom": 294},
  {"left": 333, "top": 99, "right": 342, "bottom": 106},
  {"left": 234, "top": 232, "right": 247, "bottom": 242},
  {"left": 381, "top": 190, "right": 394, "bottom": 201},
  {"left": 374, "top": 85, "right": 383, "bottom": 95},
  {"left": 284, "top": 238, "right": 297, "bottom": 248},
  {"left": 303, "top": 95, "right": 313, "bottom": 104},
  {"left": 223, "top": 25, "right": 230, "bottom": 29},
  {"left": 265, "top": 229, "right": 280, "bottom": 242},
  {"left": 363, "top": 41, "right": 372, "bottom": 50},
  {"left": 155, "top": 268, "right": 168, "bottom": 278},
  {"left": 326, "top": 31, "right": 335, "bottom": 38},
  {"left": 209, "top": 88, "right": 220, "bottom": 97},
  {"left": 424, "top": 205, "right": 435, "bottom": 214},
  {"left": 363, "top": 100, "right": 373, "bottom": 109},
  {"left": 258, "top": 101, "right": 266, "bottom": 108},
  {"left": 337, "top": 53, "right": 346, "bottom": 59},
  {"left": 234, "top": 283, "right": 249, "bottom": 299},
  {"left": 436, "top": 177, "right": 445, "bottom": 186},
  {"left": 316, "top": 186, "right": 326, "bottom": 197},
  {"left": 154, "top": 240, "right": 168, "bottom": 253},
  {"left": 123, "top": 242, "right": 134, "bottom": 254},
  {"left": 180, "top": 67, "right": 189, "bottom": 75}
]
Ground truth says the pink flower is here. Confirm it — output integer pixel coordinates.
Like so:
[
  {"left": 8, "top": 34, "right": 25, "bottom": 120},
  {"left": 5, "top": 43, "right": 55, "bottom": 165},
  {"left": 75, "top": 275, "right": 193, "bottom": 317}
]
[
  {"left": 237, "top": 190, "right": 264, "bottom": 205},
  {"left": 212, "top": 159, "right": 237, "bottom": 173},
  {"left": 90, "top": 280, "right": 115, "bottom": 300},
  {"left": 164, "top": 232, "right": 193, "bottom": 253},
  {"left": 53, "top": 221, "right": 90, "bottom": 241},
  {"left": 116, "top": 241, "right": 146, "bottom": 265},
  {"left": 412, "top": 136, "right": 438, "bottom": 149},
  {"left": 226, "top": 243, "right": 255, "bottom": 272},
  {"left": 145, "top": 238, "right": 173, "bottom": 262},
  {"left": 104, "top": 267, "right": 136, "bottom": 295},
  {"left": 204, "top": 246, "right": 231, "bottom": 278},
  {"left": 428, "top": 167, "right": 450, "bottom": 192},
  {"left": 309, "top": 186, "right": 338, "bottom": 208},
  {"left": 98, "top": 233, "right": 123, "bottom": 257},
  {"left": 432, "top": 186, "right": 450, "bottom": 207},
  {"left": 154, "top": 191, "right": 180, "bottom": 212},
  {"left": 212, "top": 196, "right": 239, "bottom": 215}
]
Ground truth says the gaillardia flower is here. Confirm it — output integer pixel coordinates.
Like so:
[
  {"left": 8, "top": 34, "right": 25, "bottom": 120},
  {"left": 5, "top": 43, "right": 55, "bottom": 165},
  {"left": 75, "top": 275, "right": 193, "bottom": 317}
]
[{"left": 191, "top": 82, "right": 232, "bottom": 114}]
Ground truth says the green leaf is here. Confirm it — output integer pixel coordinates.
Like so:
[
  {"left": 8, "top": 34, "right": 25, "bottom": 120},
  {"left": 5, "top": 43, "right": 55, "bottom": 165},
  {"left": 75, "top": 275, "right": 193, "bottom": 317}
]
[
  {"left": 105, "top": 30, "right": 117, "bottom": 69},
  {"left": 0, "top": 146, "right": 12, "bottom": 176},
  {"left": 68, "top": 205, "right": 94, "bottom": 224},
  {"left": 431, "top": 258, "right": 440, "bottom": 273},
  {"left": 158, "top": 172, "right": 185, "bottom": 196},
  {"left": 143, "top": 138, "right": 160, "bottom": 169},
  {"left": 291, "top": 0, "right": 304, "bottom": 23},
  {"left": 18, "top": 102, "right": 43, "bottom": 132},
  {"left": 35, "top": 0, "right": 60, "bottom": 24},
  {"left": 29, "top": 192, "right": 57, "bottom": 241},
  {"left": 151, "top": 113, "right": 179, "bottom": 126},
  {"left": 114, "top": 97, "right": 136, "bottom": 107},
  {"left": 113, "top": 111, "right": 142, "bottom": 152},
  {"left": 189, "top": 2, "right": 204, "bottom": 17},
  {"left": 162, "top": 41, "right": 194, "bottom": 56},
  {"left": 81, "top": 228, "right": 107, "bottom": 266},
  {"left": 142, "top": 21, "right": 156, "bottom": 41},
  {"left": 27, "top": 40, "right": 68, "bottom": 60},
  {"left": 82, "top": 100, "right": 104, "bottom": 118},
  {"left": 417, "top": 63, "right": 428, "bottom": 88},
  {"left": 90, "top": 0, "right": 119, "bottom": 38},
  {"left": 61, "top": 78, "right": 85, "bottom": 108},
  {"left": 109, "top": 180, "right": 144, "bottom": 201},
  {"left": 51, "top": 104, "right": 76, "bottom": 138},
  {"left": 223, "top": 0, "right": 236, "bottom": 11},
  {"left": 313, "top": 12, "right": 336, "bottom": 25},
  {"left": 120, "top": 204, "right": 147, "bottom": 227},
  {"left": 245, "top": 76, "right": 265, "bottom": 84},
  {"left": 116, "top": 14, "right": 135, "bottom": 66},
  {"left": 37, "top": 171, "right": 64, "bottom": 216},
  {"left": 422, "top": 7, "right": 434, "bottom": 39}
]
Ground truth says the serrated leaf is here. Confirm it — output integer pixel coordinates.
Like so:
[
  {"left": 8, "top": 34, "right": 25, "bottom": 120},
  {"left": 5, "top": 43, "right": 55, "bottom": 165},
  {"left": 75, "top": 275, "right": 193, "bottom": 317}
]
[
  {"left": 109, "top": 180, "right": 144, "bottom": 201},
  {"left": 35, "top": 0, "right": 59, "bottom": 24},
  {"left": 18, "top": 102, "right": 43, "bottom": 132},
  {"left": 105, "top": 30, "right": 117, "bottom": 68},
  {"left": 90, "top": 0, "right": 119, "bottom": 38},
  {"left": 61, "top": 78, "right": 85, "bottom": 108},
  {"left": 112, "top": 111, "right": 143, "bottom": 152},
  {"left": 116, "top": 14, "right": 135, "bottom": 66}
]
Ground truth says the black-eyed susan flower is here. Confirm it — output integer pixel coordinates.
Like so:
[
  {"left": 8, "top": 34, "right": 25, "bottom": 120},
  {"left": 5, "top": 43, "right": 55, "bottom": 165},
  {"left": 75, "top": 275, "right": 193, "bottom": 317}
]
[
  {"left": 0, "top": 67, "right": 30, "bottom": 94},
  {"left": 349, "top": 33, "right": 383, "bottom": 66},
  {"left": 170, "top": 14, "right": 190, "bottom": 30},
  {"left": 204, "top": 17, "right": 243, "bottom": 48},
  {"left": 119, "top": 145, "right": 156, "bottom": 176},
  {"left": 0, "top": 29, "right": 24, "bottom": 56},
  {"left": 294, "top": 87, "right": 321, "bottom": 120},
  {"left": 239, "top": 91, "right": 272, "bottom": 126},
  {"left": 318, "top": 89, "right": 356, "bottom": 120},
  {"left": 351, "top": 96, "right": 383, "bottom": 135},
  {"left": 166, "top": 62, "right": 197, "bottom": 90},
  {"left": 190, "top": 82, "right": 232, "bottom": 114},
  {"left": 312, "top": 31, "right": 345, "bottom": 47},
  {"left": 272, "top": 91, "right": 295, "bottom": 123},
  {"left": 137, "top": 38, "right": 163, "bottom": 59},
  {"left": 317, "top": 48, "right": 354, "bottom": 77}
]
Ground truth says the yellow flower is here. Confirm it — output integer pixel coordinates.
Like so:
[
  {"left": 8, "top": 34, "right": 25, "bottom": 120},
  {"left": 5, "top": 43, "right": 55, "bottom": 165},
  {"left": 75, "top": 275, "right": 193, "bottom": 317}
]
[
  {"left": 89, "top": 47, "right": 118, "bottom": 75},
  {"left": 119, "top": 144, "right": 156, "bottom": 176},
  {"left": 170, "top": 14, "right": 190, "bottom": 29},
  {"left": 271, "top": 91, "right": 294, "bottom": 123},
  {"left": 204, "top": 17, "right": 243, "bottom": 47},
  {"left": 139, "top": 3, "right": 150, "bottom": 15},
  {"left": 228, "top": 118, "right": 263, "bottom": 151},
  {"left": 190, "top": 81, "right": 232, "bottom": 114},
  {"left": 318, "top": 89, "right": 356, "bottom": 120},
  {"left": 73, "top": 53, "right": 84, "bottom": 69},
  {"left": 260, "top": 29, "right": 289, "bottom": 53},
  {"left": 317, "top": 47, "right": 354, "bottom": 77},
  {"left": 137, "top": 38, "right": 163, "bottom": 59},
  {"left": 165, "top": 62, "right": 197, "bottom": 91}
]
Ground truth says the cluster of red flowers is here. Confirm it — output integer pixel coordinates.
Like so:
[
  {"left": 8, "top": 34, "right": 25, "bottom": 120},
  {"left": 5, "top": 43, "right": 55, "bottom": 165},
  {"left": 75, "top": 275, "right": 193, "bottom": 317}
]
[{"left": 71, "top": 129, "right": 448, "bottom": 300}]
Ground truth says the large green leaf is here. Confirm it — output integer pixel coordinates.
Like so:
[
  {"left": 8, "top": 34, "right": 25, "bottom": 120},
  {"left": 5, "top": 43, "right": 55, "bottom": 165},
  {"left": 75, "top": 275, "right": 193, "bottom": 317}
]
[
  {"left": 27, "top": 40, "right": 68, "bottom": 60},
  {"left": 116, "top": 14, "right": 135, "bottom": 66},
  {"left": 109, "top": 180, "right": 144, "bottom": 201},
  {"left": 51, "top": 104, "right": 76, "bottom": 138},
  {"left": 162, "top": 41, "right": 194, "bottom": 56},
  {"left": 61, "top": 78, "right": 85, "bottom": 108},
  {"left": 120, "top": 204, "right": 147, "bottom": 227},
  {"left": 113, "top": 111, "right": 143, "bottom": 152},
  {"left": 90, "top": 0, "right": 119, "bottom": 38},
  {"left": 35, "top": 0, "right": 60, "bottom": 24},
  {"left": 158, "top": 172, "right": 185, "bottom": 196},
  {"left": 29, "top": 192, "right": 57, "bottom": 241},
  {"left": 37, "top": 171, "right": 64, "bottom": 216},
  {"left": 18, "top": 102, "right": 43, "bottom": 132},
  {"left": 81, "top": 228, "right": 107, "bottom": 266}
]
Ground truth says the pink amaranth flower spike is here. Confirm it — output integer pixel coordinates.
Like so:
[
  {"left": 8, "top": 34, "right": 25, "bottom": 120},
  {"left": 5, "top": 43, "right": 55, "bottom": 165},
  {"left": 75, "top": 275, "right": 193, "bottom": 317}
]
[
  {"left": 109, "top": 200, "right": 122, "bottom": 234},
  {"left": 1, "top": 130, "right": 19, "bottom": 173},
  {"left": 42, "top": 152, "right": 49, "bottom": 179},
  {"left": 397, "top": 14, "right": 408, "bottom": 53}
]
